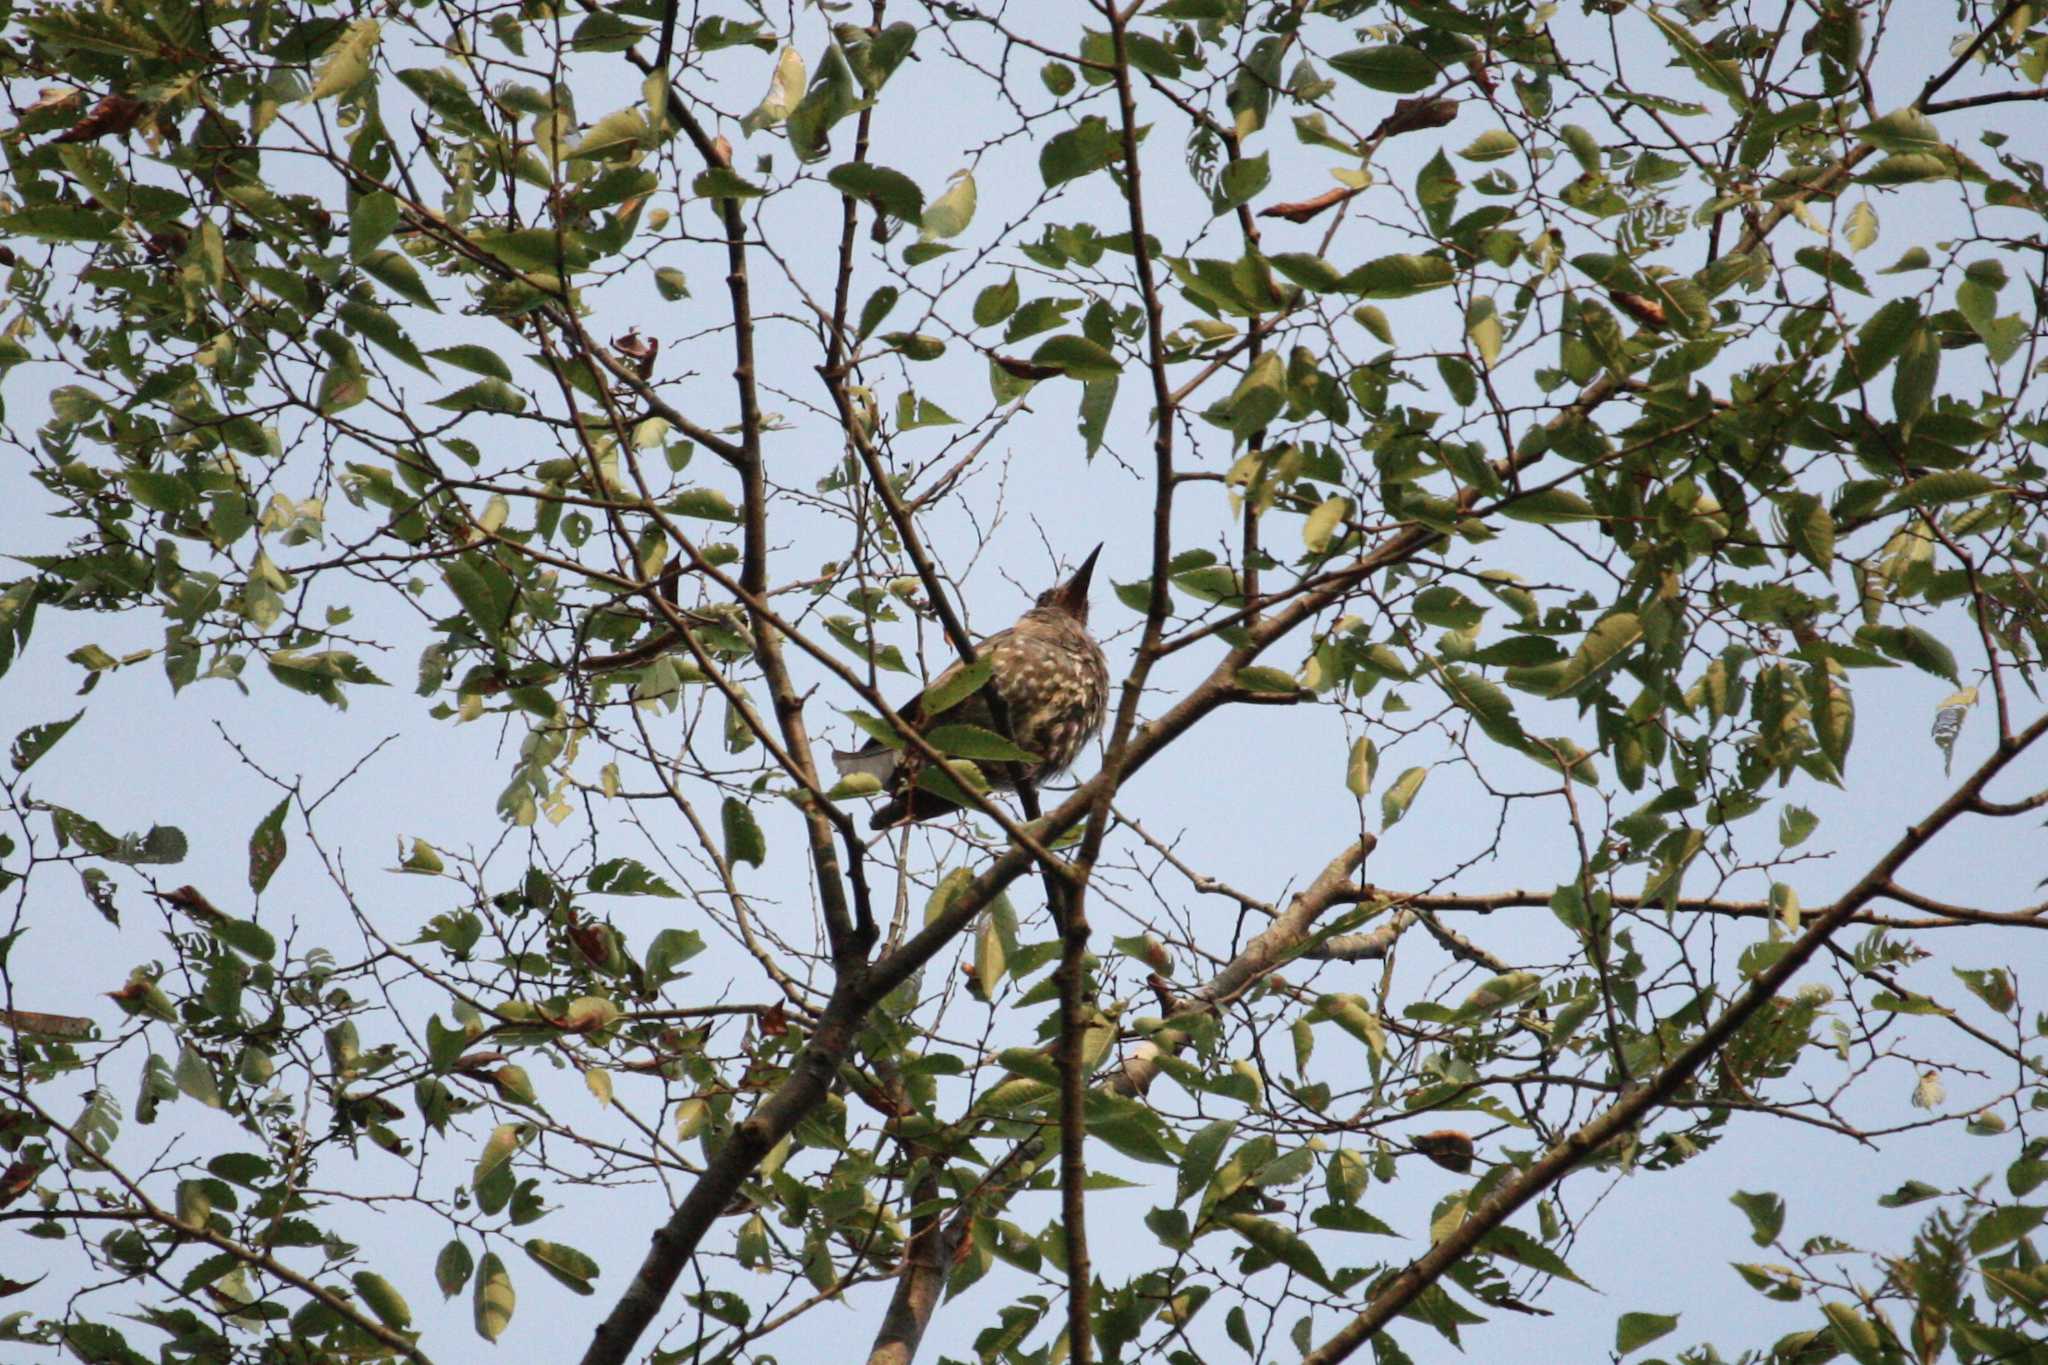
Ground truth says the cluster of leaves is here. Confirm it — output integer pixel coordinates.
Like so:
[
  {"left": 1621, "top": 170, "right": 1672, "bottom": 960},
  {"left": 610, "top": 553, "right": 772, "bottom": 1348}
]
[{"left": 0, "top": 0, "right": 2046, "bottom": 1362}]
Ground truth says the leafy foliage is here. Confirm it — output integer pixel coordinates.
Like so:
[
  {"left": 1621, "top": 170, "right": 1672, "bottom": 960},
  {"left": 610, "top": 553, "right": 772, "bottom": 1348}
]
[{"left": 1, "top": 0, "right": 2047, "bottom": 1362}]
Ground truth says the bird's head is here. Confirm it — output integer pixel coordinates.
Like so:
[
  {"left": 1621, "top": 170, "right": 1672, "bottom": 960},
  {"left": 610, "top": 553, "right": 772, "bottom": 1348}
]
[{"left": 1031, "top": 544, "right": 1102, "bottom": 625}]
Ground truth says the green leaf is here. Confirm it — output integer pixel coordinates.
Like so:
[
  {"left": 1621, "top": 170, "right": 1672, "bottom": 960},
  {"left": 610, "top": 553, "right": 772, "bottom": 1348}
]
[
  {"left": 1547, "top": 613, "right": 1641, "bottom": 698},
  {"left": 1040, "top": 116, "right": 1120, "bottom": 188},
  {"left": 1778, "top": 493, "right": 1834, "bottom": 573},
  {"left": 11, "top": 710, "right": 82, "bottom": 773},
  {"left": 1477, "top": 1224, "right": 1591, "bottom": 1287},
  {"left": 1211, "top": 351, "right": 1285, "bottom": 440},
  {"left": 1500, "top": 488, "right": 1597, "bottom": 524},
  {"left": 215, "top": 917, "right": 276, "bottom": 963},
  {"left": 1221, "top": 1213, "right": 1336, "bottom": 1290},
  {"left": 0, "top": 205, "right": 119, "bottom": 242},
  {"left": 429, "top": 345, "right": 513, "bottom": 382},
  {"left": 175, "top": 1043, "right": 222, "bottom": 1108},
  {"left": 1827, "top": 297, "right": 1919, "bottom": 396},
  {"left": 1345, "top": 736, "right": 1377, "bottom": 797},
  {"left": 1858, "top": 152, "right": 1954, "bottom": 186},
  {"left": 1381, "top": 766, "right": 1426, "bottom": 828},
  {"left": 1969, "top": 1203, "right": 2046, "bottom": 1253},
  {"left": 1854, "top": 107, "right": 1940, "bottom": 154},
  {"left": 1339, "top": 253, "right": 1457, "bottom": 298},
  {"left": 857, "top": 285, "right": 900, "bottom": 341},
  {"left": 1217, "top": 152, "right": 1270, "bottom": 208},
  {"left": 1031, "top": 335, "right": 1119, "bottom": 382},
  {"left": 787, "top": 44, "right": 858, "bottom": 163},
  {"left": 880, "top": 332, "right": 945, "bottom": 361},
  {"left": 1730, "top": 1189, "right": 1785, "bottom": 1246},
  {"left": 1267, "top": 253, "right": 1345, "bottom": 292},
  {"left": 1233, "top": 666, "right": 1301, "bottom": 694},
  {"left": 359, "top": 250, "right": 438, "bottom": 310},
  {"left": 1860, "top": 625, "right": 1959, "bottom": 683},
  {"left": 1892, "top": 469, "right": 1995, "bottom": 510},
  {"left": 352, "top": 1272, "right": 412, "bottom": 1330},
  {"left": 436, "top": 1240, "right": 475, "bottom": 1298},
  {"left": 444, "top": 558, "right": 512, "bottom": 635},
  {"left": 919, "top": 657, "right": 993, "bottom": 717},
  {"left": 1303, "top": 495, "right": 1351, "bottom": 552},
  {"left": 349, "top": 191, "right": 401, "bottom": 261},
  {"left": 307, "top": 18, "right": 380, "bottom": 102},
  {"left": 1328, "top": 45, "right": 1441, "bottom": 94},
  {"left": 691, "top": 167, "right": 767, "bottom": 200},
  {"left": 827, "top": 162, "right": 925, "bottom": 222},
  {"left": 741, "top": 47, "right": 805, "bottom": 134},
  {"left": 721, "top": 797, "right": 766, "bottom": 868},
  {"left": 245, "top": 794, "right": 290, "bottom": 900},
  {"left": 1644, "top": 8, "right": 1745, "bottom": 104},
  {"left": 668, "top": 487, "right": 742, "bottom": 522},
  {"left": 645, "top": 928, "right": 704, "bottom": 984},
  {"left": 1616, "top": 1311, "right": 1679, "bottom": 1356},
  {"left": 524, "top": 1239, "right": 600, "bottom": 1295},
  {"left": 1459, "top": 970, "right": 1541, "bottom": 1018},
  {"left": 430, "top": 379, "right": 528, "bottom": 415},
  {"left": 920, "top": 172, "right": 976, "bottom": 241},
  {"left": 473, "top": 1252, "right": 514, "bottom": 1342},
  {"left": 1893, "top": 326, "right": 1939, "bottom": 426},
  {"left": 973, "top": 274, "right": 1020, "bottom": 328},
  {"left": 1176, "top": 1119, "right": 1237, "bottom": 1206},
  {"left": 1460, "top": 129, "right": 1519, "bottom": 162},
  {"left": 569, "top": 106, "right": 649, "bottom": 162},
  {"left": 924, "top": 724, "right": 1037, "bottom": 762}
]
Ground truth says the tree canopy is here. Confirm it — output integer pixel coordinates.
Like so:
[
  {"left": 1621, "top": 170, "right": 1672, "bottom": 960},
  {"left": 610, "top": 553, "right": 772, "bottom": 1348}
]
[{"left": 2, "top": 0, "right": 2048, "bottom": 1362}]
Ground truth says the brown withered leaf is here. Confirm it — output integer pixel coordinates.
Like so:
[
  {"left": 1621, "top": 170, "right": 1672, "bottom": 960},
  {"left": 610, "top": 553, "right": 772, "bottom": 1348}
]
[
  {"left": 51, "top": 95, "right": 146, "bottom": 145},
  {"left": 759, "top": 1003, "right": 789, "bottom": 1037},
  {"left": 1609, "top": 289, "right": 1669, "bottom": 330},
  {"left": 1258, "top": 185, "right": 1356, "bottom": 224},
  {"left": 0, "top": 1159, "right": 39, "bottom": 1207},
  {"left": 0, "top": 1009, "right": 94, "bottom": 1041},
  {"left": 1375, "top": 96, "right": 1458, "bottom": 140},
  {"left": 1412, "top": 1128, "right": 1475, "bottom": 1173},
  {"left": 993, "top": 354, "right": 1062, "bottom": 380},
  {"left": 569, "top": 922, "right": 611, "bottom": 967},
  {"left": 614, "top": 329, "right": 659, "bottom": 380},
  {"left": 156, "top": 885, "right": 222, "bottom": 920}
]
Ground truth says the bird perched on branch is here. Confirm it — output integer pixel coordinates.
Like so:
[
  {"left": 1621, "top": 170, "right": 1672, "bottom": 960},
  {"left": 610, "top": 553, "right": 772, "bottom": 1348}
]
[{"left": 834, "top": 547, "right": 1108, "bottom": 828}]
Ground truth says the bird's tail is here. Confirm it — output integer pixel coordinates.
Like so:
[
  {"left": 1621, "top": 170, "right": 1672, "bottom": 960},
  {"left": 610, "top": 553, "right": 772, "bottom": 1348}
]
[
  {"left": 830, "top": 744, "right": 899, "bottom": 784},
  {"left": 869, "top": 786, "right": 964, "bottom": 829}
]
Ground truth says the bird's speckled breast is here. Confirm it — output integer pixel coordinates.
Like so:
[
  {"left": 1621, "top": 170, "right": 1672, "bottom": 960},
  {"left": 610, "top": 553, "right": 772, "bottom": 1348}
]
[{"left": 987, "top": 621, "right": 1109, "bottom": 776}]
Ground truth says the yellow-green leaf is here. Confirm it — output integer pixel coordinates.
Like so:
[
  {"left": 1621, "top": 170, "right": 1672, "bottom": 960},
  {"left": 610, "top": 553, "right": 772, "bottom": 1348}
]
[
  {"left": 473, "top": 1252, "right": 515, "bottom": 1342},
  {"left": 1345, "top": 736, "right": 1377, "bottom": 797},
  {"left": 307, "top": 19, "right": 380, "bottom": 102},
  {"left": 1546, "top": 613, "right": 1642, "bottom": 698},
  {"left": 1381, "top": 766, "right": 1426, "bottom": 828}
]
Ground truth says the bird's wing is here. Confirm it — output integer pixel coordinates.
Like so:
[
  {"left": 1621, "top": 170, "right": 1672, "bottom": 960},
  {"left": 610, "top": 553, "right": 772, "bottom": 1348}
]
[
  {"left": 831, "top": 636, "right": 1009, "bottom": 787},
  {"left": 830, "top": 745, "right": 899, "bottom": 783}
]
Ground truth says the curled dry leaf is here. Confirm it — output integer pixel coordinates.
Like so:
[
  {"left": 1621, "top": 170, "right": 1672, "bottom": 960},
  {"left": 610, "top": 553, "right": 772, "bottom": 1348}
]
[
  {"left": 51, "top": 95, "right": 147, "bottom": 145},
  {"left": 1259, "top": 185, "right": 1357, "bottom": 224},
  {"left": 1412, "top": 1129, "right": 1475, "bottom": 1173},
  {"left": 614, "top": 329, "right": 659, "bottom": 380},
  {"left": 1376, "top": 95, "right": 1460, "bottom": 139},
  {"left": 993, "top": 354, "right": 1062, "bottom": 380},
  {"left": 1609, "top": 289, "right": 1669, "bottom": 331}
]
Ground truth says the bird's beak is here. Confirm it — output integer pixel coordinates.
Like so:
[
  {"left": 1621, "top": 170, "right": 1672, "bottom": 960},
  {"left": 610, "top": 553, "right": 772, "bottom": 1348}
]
[{"left": 1057, "top": 544, "right": 1102, "bottom": 616}]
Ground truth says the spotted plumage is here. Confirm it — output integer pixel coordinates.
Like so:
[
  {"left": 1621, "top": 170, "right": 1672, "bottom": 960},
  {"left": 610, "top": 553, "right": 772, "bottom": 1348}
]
[{"left": 834, "top": 548, "right": 1108, "bottom": 828}]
